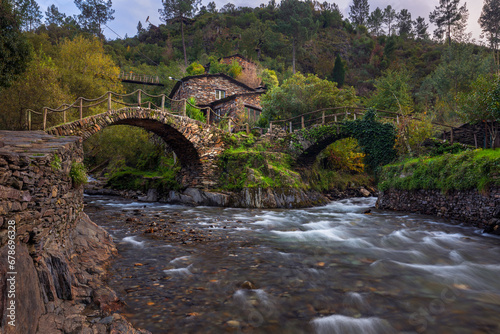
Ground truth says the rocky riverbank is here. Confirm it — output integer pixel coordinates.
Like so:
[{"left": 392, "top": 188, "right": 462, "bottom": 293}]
[{"left": 86, "top": 177, "right": 380, "bottom": 208}]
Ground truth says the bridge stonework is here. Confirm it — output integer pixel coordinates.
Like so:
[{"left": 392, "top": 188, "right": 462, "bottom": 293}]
[{"left": 47, "top": 108, "right": 227, "bottom": 189}]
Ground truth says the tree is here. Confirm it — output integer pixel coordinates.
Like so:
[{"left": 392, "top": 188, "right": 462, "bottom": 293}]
[
  {"left": 207, "top": 1, "right": 217, "bottom": 13},
  {"left": 414, "top": 16, "right": 429, "bottom": 40},
  {"left": 186, "top": 61, "right": 205, "bottom": 75},
  {"left": 15, "top": 0, "right": 42, "bottom": 31},
  {"left": 458, "top": 75, "right": 500, "bottom": 147},
  {"left": 369, "top": 68, "right": 413, "bottom": 113},
  {"left": 429, "top": 0, "right": 468, "bottom": 44},
  {"left": 331, "top": 54, "right": 345, "bottom": 87},
  {"left": 0, "top": 0, "right": 31, "bottom": 88},
  {"left": 260, "top": 69, "right": 279, "bottom": 90},
  {"left": 367, "top": 7, "right": 384, "bottom": 36},
  {"left": 45, "top": 4, "right": 67, "bottom": 26},
  {"left": 56, "top": 35, "right": 122, "bottom": 99},
  {"left": 396, "top": 9, "right": 413, "bottom": 37},
  {"left": 383, "top": 5, "right": 396, "bottom": 36},
  {"left": 0, "top": 52, "right": 72, "bottom": 130},
  {"left": 260, "top": 73, "right": 358, "bottom": 122},
  {"left": 479, "top": 0, "right": 500, "bottom": 73},
  {"left": 276, "top": 0, "right": 316, "bottom": 74},
  {"left": 419, "top": 43, "right": 488, "bottom": 123},
  {"left": 74, "top": 0, "right": 115, "bottom": 37},
  {"left": 348, "top": 0, "right": 369, "bottom": 27},
  {"left": 159, "top": 0, "right": 201, "bottom": 66}
]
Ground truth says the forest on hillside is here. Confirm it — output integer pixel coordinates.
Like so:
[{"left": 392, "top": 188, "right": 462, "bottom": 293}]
[{"left": 1, "top": 0, "right": 499, "bottom": 180}]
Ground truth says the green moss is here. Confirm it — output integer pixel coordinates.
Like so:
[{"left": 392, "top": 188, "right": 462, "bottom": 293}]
[
  {"left": 378, "top": 149, "right": 500, "bottom": 192},
  {"left": 217, "top": 150, "right": 305, "bottom": 191},
  {"left": 107, "top": 166, "right": 181, "bottom": 192}
]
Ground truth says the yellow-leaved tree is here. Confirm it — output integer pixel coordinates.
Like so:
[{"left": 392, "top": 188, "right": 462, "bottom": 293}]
[
  {"left": 0, "top": 52, "right": 72, "bottom": 130},
  {"left": 57, "top": 35, "right": 123, "bottom": 101}
]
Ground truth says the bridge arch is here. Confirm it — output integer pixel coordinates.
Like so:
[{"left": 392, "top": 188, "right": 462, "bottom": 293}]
[{"left": 47, "top": 108, "right": 227, "bottom": 188}]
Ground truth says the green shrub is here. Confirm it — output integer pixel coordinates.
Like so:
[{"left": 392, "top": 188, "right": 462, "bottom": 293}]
[
  {"left": 51, "top": 153, "right": 62, "bottom": 171},
  {"left": 70, "top": 162, "right": 88, "bottom": 187},
  {"left": 378, "top": 149, "right": 500, "bottom": 192}
]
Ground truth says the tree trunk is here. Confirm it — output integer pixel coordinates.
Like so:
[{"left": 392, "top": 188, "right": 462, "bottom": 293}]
[
  {"left": 181, "top": 16, "right": 188, "bottom": 67},
  {"left": 292, "top": 39, "right": 296, "bottom": 74}
]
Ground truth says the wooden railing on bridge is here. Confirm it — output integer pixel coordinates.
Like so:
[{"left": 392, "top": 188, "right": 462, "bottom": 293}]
[
  {"left": 25, "top": 90, "right": 463, "bottom": 144},
  {"left": 25, "top": 89, "right": 254, "bottom": 134}
]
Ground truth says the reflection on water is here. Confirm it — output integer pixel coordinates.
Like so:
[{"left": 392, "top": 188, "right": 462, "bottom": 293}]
[{"left": 84, "top": 195, "right": 500, "bottom": 334}]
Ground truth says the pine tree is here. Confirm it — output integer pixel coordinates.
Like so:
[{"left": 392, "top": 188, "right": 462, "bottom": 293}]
[
  {"left": 331, "top": 54, "right": 345, "bottom": 87},
  {"left": 383, "top": 5, "right": 396, "bottom": 36},
  {"left": 396, "top": 9, "right": 413, "bottom": 37},
  {"left": 367, "top": 7, "right": 384, "bottom": 36},
  {"left": 415, "top": 17, "right": 429, "bottom": 40},
  {"left": 74, "top": 0, "right": 115, "bottom": 37},
  {"left": 479, "top": 0, "right": 500, "bottom": 50},
  {"left": 349, "top": 0, "right": 369, "bottom": 27},
  {"left": 159, "top": 0, "right": 201, "bottom": 66},
  {"left": 429, "top": 0, "right": 468, "bottom": 44}
]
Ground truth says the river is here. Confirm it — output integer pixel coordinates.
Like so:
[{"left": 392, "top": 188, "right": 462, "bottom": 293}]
[{"left": 84, "top": 195, "right": 500, "bottom": 334}]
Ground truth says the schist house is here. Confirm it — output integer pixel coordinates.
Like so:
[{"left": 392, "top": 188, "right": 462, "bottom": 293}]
[{"left": 168, "top": 55, "right": 266, "bottom": 126}]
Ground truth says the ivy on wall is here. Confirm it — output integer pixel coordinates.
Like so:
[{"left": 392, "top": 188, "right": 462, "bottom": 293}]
[{"left": 343, "top": 108, "right": 397, "bottom": 171}]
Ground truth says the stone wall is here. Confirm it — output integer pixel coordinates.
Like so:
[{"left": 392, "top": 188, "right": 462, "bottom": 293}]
[
  {"left": 0, "top": 131, "right": 147, "bottom": 334},
  {"left": 220, "top": 55, "right": 261, "bottom": 88},
  {"left": 376, "top": 187, "right": 500, "bottom": 229},
  {"left": 173, "top": 74, "right": 253, "bottom": 105},
  {"left": 210, "top": 93, "right": 263, "bottom": 124}
]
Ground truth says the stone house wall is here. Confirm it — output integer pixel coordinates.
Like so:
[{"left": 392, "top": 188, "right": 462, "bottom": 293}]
[
  {"left": 210, "top": 93, "right": 263, "bottom": 125},
  {"left": 172, "top": 75, "right": 253, "bottom": 105},
  {"left": 220, "top": 55, "right": 261, "bottom": 88}
]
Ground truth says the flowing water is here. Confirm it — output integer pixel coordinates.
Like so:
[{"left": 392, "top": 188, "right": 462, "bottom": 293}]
[{"left": 84, "top": 195, "right": 500, "bottom": 334}]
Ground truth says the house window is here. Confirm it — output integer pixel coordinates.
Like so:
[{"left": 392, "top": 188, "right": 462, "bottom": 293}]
[
  {"left": 214, "top": 107, "right": 222, "bottom": 120},
  {"left": 215, "top": 89, "right": 226, "bottom": 100},
  {"left": 245, "top": 107, "right": 261, "bottom": 125}
]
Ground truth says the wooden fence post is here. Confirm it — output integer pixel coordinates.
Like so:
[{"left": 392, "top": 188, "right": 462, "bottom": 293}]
[
  {"left": 79, "top": 98, "right": 83, "bottom": 120},
  {"left": 161, "top": 95, "right": 165, "bottom": 112},
  {"left": 43, "top": 108, "right": 47, "bottom": 131},
  {"left": 322, "top": 111, "right": 325, "bottom": 125},
  {"left": 301, "top": 116, "right": 305, "bottom": 129},
  {"left": 207, "top": 109, "right": 211, "bottom": 124},
  {"left": 246, "top": 123, "right": 250, "bottom": 134},
  {"left": 138, "top": 90, "right": 142, "bottom": 107},
  {"left": 228, "top": 118, "right": 232, "bottom": 133},
  {"left": 474, "top": 133, "right": 478, "bottom": 149},
  {"left": 63, "top": 110, "right": 66, "bottom": 124},
  {"left": 269, "top": 121, "right": 273, "bottom": 134},
  {"left": 182, "top": 99, "right": 187, "bottom": 116},
  {"left": 28, "top": 110, "right": 31, "bottom": 130},
  {"left": 450, "top": 128, "right": 454, "bottom": 143},
  {"left": 107, "top": 92, "right": 112, "bottom": 112},
  {"left": 148, "top": 101, "right": 151, "bottom": 109},
  {"left": 354, "top": 113, "right": 357, "bottom": 120},
  {"left": 289, "top": 121, "right": 292, "bottom": 133},
  {"left": 396, "top": 115, "right": 399, "bottom": 124}
]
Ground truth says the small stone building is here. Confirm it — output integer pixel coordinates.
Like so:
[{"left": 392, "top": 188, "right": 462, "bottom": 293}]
[{"left": 169, "top": 70, "right": 265, "bottom": 125}]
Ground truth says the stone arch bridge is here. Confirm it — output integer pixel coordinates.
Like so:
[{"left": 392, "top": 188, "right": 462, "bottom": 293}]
[{"left": 47, "top": 108, "right": 227, "bottom": 189}]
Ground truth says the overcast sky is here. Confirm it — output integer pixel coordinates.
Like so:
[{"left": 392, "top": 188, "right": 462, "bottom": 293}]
[{"left": 36, "top": 0, "right": 485, "bottom": 42}]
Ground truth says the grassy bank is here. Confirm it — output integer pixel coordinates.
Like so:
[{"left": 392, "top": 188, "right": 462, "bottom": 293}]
[{"left": 379, "top": 149, "right": 500, "bottom": 192}]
